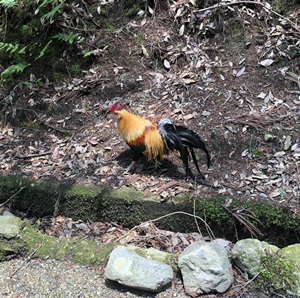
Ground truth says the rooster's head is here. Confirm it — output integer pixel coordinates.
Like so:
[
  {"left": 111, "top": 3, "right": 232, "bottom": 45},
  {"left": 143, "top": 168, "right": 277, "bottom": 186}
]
[{"left": 109, "top": 103, "right": 124, "bottom": 113}]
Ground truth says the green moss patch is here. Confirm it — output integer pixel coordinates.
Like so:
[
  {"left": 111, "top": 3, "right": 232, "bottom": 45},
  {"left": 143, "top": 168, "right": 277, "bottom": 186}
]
[{"left": 261, "top": 244, "right": 300, "bottom": 296}]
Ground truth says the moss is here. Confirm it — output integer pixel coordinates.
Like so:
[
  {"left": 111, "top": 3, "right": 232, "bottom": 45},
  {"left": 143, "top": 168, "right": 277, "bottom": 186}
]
[
  {"left": 22, "top": 225, "right": 74, "bottom": 260},
  {"left": 242, "top": 201, "right": 300, "bottom": 242},
  {"left": 71, "top": 63, "right": 81, "bottom": 75},
  {"left": 64, "top": 185, "right": 102, "bottom": 199},
  {"left": 128, "top": 245, "right": 179, "bottom": 272},
  {"left": 72, "top": 239, "right": 116, "bottom": 267},
  {"left": 19, "top": 224, "right": 117, "bottom": 266},
  {"left": 0, "top": 236, "right": 28, "bottom": 261},
  {"left": 261, "top": 248, "right": 299, "bottom": 295},
  {"left": 0, "top": 175, "right": 61, "bottom": 217}
]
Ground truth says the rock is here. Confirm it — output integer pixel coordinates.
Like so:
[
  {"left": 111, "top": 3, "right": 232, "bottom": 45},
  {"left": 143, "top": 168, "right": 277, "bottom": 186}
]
[
  {"left": 231, "top": 238, "right": 279, "bottom": 277},
  {"left": 0, "top": 215, "right": 27, "bottom": 261},
  {"left": 104, "top": 245, "right": 173, "bottom": 292},
  {"left": 211, "top": 238, "right": 233, "bottom": 251},
  {"left": 265, "top": 243, "right": 300, "bottom": 297},
  {"left": 0, "top": 214, "right": 24, "bottom": 239},
  {"left": 178, "top": 240, "right": 233, "bottom": 296}
]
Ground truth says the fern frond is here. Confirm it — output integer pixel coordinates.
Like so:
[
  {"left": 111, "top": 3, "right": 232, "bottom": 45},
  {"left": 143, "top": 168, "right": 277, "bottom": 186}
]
[
  {"left": 35, "top": 40, "right": 52, "bottom": 60},
  {"left": 40, "top": 0, "right": 64, "bottom": 21},
  {"left": 83, "top": 51, "right": 94, "bottom": 58},
  {"left": 52, "top": 32, "right": 82, "bottom": 44},
  {"left": 39, "top": 0, "right": 63, "bottom": 9},
  {"left": 0, "top": 42, "right": 19, "bottom": 55},
  {"left": 1, "top": 62, "right": 31, "bottom": 77},
  {"left": 0, "top": 0, "right": 18, "bottom": 8},
  {"left": 18, "top": 45, "right": 28, "bottom": 55}
]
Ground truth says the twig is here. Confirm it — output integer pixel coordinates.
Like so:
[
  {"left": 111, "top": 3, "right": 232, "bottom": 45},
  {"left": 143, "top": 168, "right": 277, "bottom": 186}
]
[
  {"left": 169, "top": 276, "right": 176, "bottom": 298},
  {"left": 61, "top": 23, "right": 100, "bottom": 32},
  {"left": 193, "top": 196, "right": 202, "bottom": 237},
  {"left": 10, "top": 236, "right": 45, "bottom": 278},
  {"left": 222, "top": 205, "right": 263, "bottom": 237},
  {"left": 285, "top": 89, "right": 300, "bottom": 95},
  {"left": 3, "top": 8, "right": 8, "bottom": 42},
  {"left": 234, "top": 271, "right": 261, "bottom": 298},
  {"left": 81, "top": 0, "right": 102, "bottom": 29},
  {"left": 0, "top": 186, "right": 26, "bottom": 208},
  {"left": 192, "top": 179, "right": 205, "bottom": 237},
  {"left": 116, "top": 211, "right": 215, "bottom": 242},
  {"left": 15, "top": 151, "right": 51, "bottom": 159}
]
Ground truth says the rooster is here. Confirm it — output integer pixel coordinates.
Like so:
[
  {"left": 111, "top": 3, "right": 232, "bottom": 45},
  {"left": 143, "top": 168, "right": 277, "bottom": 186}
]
[{"left": 109, "top": 103, "right": 211, "bottom": 180}]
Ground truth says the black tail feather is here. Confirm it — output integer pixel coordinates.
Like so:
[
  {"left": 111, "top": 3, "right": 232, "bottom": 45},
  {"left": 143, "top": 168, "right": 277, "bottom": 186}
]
[
  {"left": 174, "top": 126, "right": 211, "bottom": 168},
  {"left": 157, "top": 121, "right": 190, "bottom": 174},
  {"left": 158, "top": 118, "right": 210, "bottom": 180}
]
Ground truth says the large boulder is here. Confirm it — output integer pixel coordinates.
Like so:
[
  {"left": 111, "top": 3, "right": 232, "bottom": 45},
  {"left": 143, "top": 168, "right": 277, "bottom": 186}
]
[
  {"left": 178, "top": 240, "right": 233, "bottom": 296},
  {"left": 231, "top": 238, "right": 279, "bottom": 277},
  {"left": 104, "top": 245, "right": 174, "bottom": 292}
]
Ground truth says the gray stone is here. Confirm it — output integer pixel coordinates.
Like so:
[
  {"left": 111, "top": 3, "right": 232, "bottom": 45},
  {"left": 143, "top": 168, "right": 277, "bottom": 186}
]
[
  {"left": 231, "top": 238, "right": 279, "bottom": 277},
  {"left": 0, "top": 214, "right": 24, "bottom": 239},
  {"left": 178, "top": 240, "right": 233, "bottom": 296},
  {"left": 104, "top": 245, "right": 173, "bottom": 292}
]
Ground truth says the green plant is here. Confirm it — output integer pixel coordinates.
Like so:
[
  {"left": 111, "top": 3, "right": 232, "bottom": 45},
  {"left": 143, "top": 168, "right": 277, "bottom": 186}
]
[
  {"left": 0, "top": 0, "right": 17, "bottom": 8},
  {"left": 106, "top": 24, "right": 116, "bottom": 32},
  {"left": 53, "top": 32, "right": 84, "bottom": 44},
  {"left": 0, "top": 42, "right": 31, "bottom": 80},
  {"left": 279, "top": 188, "right": 284, "bottom": 200},
  {"left": 0, "top": 0, "right": 87, "bottom": 84},
  {"left": 83, "top": 51, "right": 94, "bottom": 58},
  {"left": 136, "top": 33, "right": 145, "bottom": 45},
  {"left": 211, "top": 127, "right": 217, "bottom": 138},
  {"left": 40, "top": 0, "right": 65, "bottom": 22},
  {"left": 1, "top": 62, "right": 31, "bottom": 77},
  {"left": 125, "top": 5, "right": 140, "bottom": 17},
  {"left": 250, "top": 148, "right": 261, "bottom": 157}
]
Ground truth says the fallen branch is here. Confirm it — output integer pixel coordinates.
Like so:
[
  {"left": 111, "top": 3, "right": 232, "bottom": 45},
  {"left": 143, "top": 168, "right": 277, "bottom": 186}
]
[
  {"left": 15, "top": 151, "right": 51, "bottom": 159},
  {"left": 10, "top": 235, "right": 45, "bottom": 278},
  {"left": 116, "top": 211, "right": 215, "bottom": 243},
  {"left": 222, "top": 205, "right": 263, "bottom": 237}
]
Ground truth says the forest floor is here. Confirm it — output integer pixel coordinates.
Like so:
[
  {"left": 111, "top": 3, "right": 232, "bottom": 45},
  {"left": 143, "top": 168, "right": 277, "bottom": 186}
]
[{"left": 1, "top": 2, "right": 299, "bottom": 209}]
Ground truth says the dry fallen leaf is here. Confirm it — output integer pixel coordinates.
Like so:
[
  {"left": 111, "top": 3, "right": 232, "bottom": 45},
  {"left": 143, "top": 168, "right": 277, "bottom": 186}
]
[
  {"left": 141, "top": 45, "right": 149, "bottom": 58},
  {"left": 183, "top": 78, "right": 196, "bottom": 84},
  {"left": 259, "top": 59, "right": 274, "bottom": 67},
  {"left": 163, "top": 59, "right": 171, "bottom": 69},
  {"left": 179, "top": 24, "right": 185, "bottom": 36},
  {"left": 236, "top": 66, "right": 246, "bottom": 77}
]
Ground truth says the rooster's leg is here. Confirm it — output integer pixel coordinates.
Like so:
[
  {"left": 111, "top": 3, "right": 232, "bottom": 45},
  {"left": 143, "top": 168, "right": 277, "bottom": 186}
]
[
  {"left": 154, "top": 160, "right": 161, "bottom": 169},
  {"left": 125, "top": 160, "right": 136, "bottom": 173}
]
